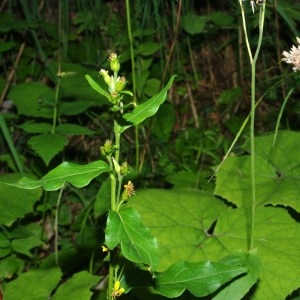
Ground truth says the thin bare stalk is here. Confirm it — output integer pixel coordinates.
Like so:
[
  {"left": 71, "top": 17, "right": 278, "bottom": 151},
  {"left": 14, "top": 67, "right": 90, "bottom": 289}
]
[{"left": 239, "top": 0, "right": 266, "bottom": 250}]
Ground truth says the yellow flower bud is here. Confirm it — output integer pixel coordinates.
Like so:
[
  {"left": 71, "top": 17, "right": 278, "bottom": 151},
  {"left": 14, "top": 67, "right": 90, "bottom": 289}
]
[
  {"left": 99, "top": 69, "right": 111, "bottom": 85},
  {"left": 109, "top": 52, "right": 120, "bottom": 72},
  {"left": 100, "top": 140, "right": 113, "bottom": 156},
  {"left": 116, "top": 76, "right": 127, "bottom": 92}
]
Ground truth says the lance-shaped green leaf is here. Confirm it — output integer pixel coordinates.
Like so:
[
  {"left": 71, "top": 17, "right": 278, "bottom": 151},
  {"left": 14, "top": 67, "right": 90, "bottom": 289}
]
[
  {"left": 85, "top": 74, "right": 112, "bottom": 102},
  {"left": 153, "top": 260, "right": 247, "bottom": 298},
  {"left": 105, "top": 207, "right": 159, "bottom": 270},
  {"left": 10, "top": 160, "right": 111, "bottom": 191},
  {"left": 118, "top": 75, "right": 176, "bottom": 133}
]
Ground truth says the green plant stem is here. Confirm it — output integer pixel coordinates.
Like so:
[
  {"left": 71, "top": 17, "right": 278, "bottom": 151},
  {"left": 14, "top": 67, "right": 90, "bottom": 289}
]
[
  {"left": 52, "top": 0, "right": 63, "bottom": 134},
  {"left": 107, "top": 120, "right": 122, "bottom": 299},
  {"left": 114, "top": 120, "right": 121, "bottom": 164},
  {"left": 250, "top": 4, "right": 265, "bottom": 250},
  {"left": 125, "top": 0, "right": 136, "bottom": 106},
  {"left": 107, "top": 263, "right": 114, "bottom": 299},
  {"left": 54, "top": 185, "right": 65, "bottom": 265},
  {"left": 52, "top": 78, "right": 60, "bottom": 134},
  {"left": 107, "top": 169, "right": 116, "bottom": 300},
  {"left": 110, "top": 173, "right": 117, "bottom": 211},
  {"left": 273, "top": 88, "right": 294, "bottom": 146},
  {"left": 239, "top": 1, "right": 253, "bottom": 63},
  {"left": 210, "top": 78, "right": 282, "bottom": 181},
  {"left": 239, "top": 1, "right": 266, "bottom": 250},
  {"left": 125, "top": 0, "right": 140, "bottom": 172},
  {"left": 249, "top": 60, "right": 256, "bottom": 251},
  {"left": 0, "top": 114, "right": 24, "bottom": 176}
]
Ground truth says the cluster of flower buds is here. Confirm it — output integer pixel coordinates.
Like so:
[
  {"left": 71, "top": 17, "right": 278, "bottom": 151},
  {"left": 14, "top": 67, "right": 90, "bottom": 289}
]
[
  {"left": 100, "top": 139, "right": 113, "bottom": 156},
  {"left": 99, "top": 53, "right": 127, "bottom": 104}
]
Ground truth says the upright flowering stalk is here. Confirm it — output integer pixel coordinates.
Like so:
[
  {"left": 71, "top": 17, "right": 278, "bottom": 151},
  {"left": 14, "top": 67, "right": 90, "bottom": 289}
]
[
  {"left": 86, "top": 52, "right": 175, "bottom": 300},
  {"left": 97, "top": 53, "right": 135, "bottom": 299},
  {"left": 238, "top": 0, "right": 266, "bottom": 250},
  {"left": 282, "top": 37, "right": 300, "bottom": 72}
]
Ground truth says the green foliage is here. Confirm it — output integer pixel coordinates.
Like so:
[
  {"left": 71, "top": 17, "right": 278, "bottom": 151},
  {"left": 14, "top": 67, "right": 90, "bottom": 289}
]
[
  {"left": 13, "top": 161, "right": 111, "bottom": 190},
  {"left": 1, "top": 0, "right": 300, "bottom": 299},
  {"left": 4, "top": 268, "right": 62, "bottom": 300},
  {"left": 215, "top": 131, "right": 300, "bottom": 211},
  {"left": 28, "top": 134, "right": 68, "bottom": 165},
  {"left": 106, "top": 208, "right": 159, "bottom": 269},
  {"left": 119, "top": 75, "right": 176, "bottom": 133},
  {"left": 153, "top": 259, "right": 247, "bottom": 298},
  {"left": 0, "top": 174, "right": 42, "bottom": 226},
  {"left": 9, "top": 82, "right": 55, "bottom": 118}
]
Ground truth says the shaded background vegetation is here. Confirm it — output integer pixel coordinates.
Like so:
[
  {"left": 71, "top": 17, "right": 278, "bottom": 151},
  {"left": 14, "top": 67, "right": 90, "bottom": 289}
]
[
  {"left": 1, "top": 0, "right": 300, "bottom": 298},
  {"left": 1, "top": 0, "right": 300, "bottom": 174}
]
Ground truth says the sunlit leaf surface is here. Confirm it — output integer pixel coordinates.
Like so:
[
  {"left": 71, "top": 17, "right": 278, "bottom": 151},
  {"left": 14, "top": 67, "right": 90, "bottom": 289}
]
[{"left": 129, "top": 189, "right": 300, "bottom": 299}]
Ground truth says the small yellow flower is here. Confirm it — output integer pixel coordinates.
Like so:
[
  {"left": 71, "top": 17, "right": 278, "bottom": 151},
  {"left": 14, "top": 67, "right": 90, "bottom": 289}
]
[
  {"left": 112, "top": 280, "right": 125, "bottom": 298},
  {"left": 102, "top": 245, "right": 108, "bottom": 252},
  {"left": 123, "top": 181, "right": 135, "bottom": 198}
]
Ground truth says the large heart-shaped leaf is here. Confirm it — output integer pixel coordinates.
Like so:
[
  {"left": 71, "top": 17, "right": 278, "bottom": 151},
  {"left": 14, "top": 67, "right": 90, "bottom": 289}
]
[
  {"left": 8, "top": 82, "right": 55, "bottom": 118},
  {"left": 128, "top": 189, "right": 227, "bottom": 272},
  {"left": 10, "top": 160, "right": 111, "bottom": 191},
  {"left": 52, "top": 271, "right": 98, "bottom": 300},
  {"left": 105, "top": 207, "right": 159, "bottom": 270},
  {"left": 128, "top": 189, "right": 300, "bottom": 299},
  {"left": 214, "top": 130, "right": 300, "bottom": 212},
  {"left": 4, "top": 267, "right": 62, "bottom": 300},
  {"left": 28, "top": 133, "right": 68, "bottom": 165},
  {"left": 213, "top": 206, "right": 300, "bottom": 299},
  {"left": 118, "top": 75, "right": 176, "bottom": 133},
  {"left": 11, "top": 236, "right": 43, "bottom": 257}
]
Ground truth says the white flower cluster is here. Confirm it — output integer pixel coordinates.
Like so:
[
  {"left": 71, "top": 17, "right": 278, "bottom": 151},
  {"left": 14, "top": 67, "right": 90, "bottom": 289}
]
[{"left": 282, "top": 37, "right": 300, "bottom": 72}]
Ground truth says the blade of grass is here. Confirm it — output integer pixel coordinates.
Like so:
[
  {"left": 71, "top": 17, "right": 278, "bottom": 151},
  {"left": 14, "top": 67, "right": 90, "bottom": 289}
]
[
  {"left": 273, "top": 88, "right": 294, "bottom": 146},
  {"left": 0, "top": 114, "right": 24, "bottom": 176}
]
